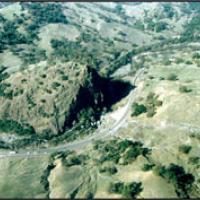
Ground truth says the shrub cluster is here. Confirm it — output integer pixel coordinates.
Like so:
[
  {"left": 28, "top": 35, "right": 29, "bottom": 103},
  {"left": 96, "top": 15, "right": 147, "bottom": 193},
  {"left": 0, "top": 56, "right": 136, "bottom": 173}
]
[
  {"left": 0, "top": 119, "right": 36, "bottom": 135},
  {"left": 97, "top": 139, "right": 151, "bottom": 165},
  {"left": 109, "top": 181, "right": 143, "bottom": 198},
  {"left": 154, "top": 163, "right": 195, "bottom": 198}
]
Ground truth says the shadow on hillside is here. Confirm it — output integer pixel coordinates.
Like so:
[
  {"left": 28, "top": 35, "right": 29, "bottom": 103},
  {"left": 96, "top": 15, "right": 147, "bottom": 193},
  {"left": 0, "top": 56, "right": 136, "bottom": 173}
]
[{"left": 63, "top": 67, "right": 134, "bottom": 130}]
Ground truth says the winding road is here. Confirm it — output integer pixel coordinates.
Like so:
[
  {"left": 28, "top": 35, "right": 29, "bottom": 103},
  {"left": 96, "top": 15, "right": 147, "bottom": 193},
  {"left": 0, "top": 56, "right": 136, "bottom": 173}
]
[{"left": 0, "top": 68, "right": 145, "bottom": 158}]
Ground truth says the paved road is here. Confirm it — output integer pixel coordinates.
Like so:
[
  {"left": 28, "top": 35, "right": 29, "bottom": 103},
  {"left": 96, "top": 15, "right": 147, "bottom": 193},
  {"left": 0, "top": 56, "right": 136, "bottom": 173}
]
[
  {"left": 0, "top": 68, "right": 145, "bottom": 158},
  {"left": 2, "top": 44, "right": 196, "bottom": 159}
]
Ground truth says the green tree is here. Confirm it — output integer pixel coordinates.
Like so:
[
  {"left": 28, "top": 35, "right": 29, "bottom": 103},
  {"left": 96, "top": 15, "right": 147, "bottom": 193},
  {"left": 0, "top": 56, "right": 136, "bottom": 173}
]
[
  {"left": 179, "top": 145, "right": 192, "bottom": 154},
  {"left": 155, "top": 163, "right": 195, "bottom": 198},
  {"left": 142, "top": 163, "right": 155, "bottom": 171},
  {"left": 122, "top": 182, "right": 143, "bottom": 198},
  {"left": 179, "top": 86, "right": 192, "bottom": 93},
  {"left": 167, "top": 73, "right": 178, "bottom": 81},
  {"left": 109, "top": 182, "right": 124, "bottom": 194},
  {"left": 131, "top": 103, "right": 147, "bottom": 116},
  {"left": 109, "top": 181, "right": 143, "bottom": 198}
]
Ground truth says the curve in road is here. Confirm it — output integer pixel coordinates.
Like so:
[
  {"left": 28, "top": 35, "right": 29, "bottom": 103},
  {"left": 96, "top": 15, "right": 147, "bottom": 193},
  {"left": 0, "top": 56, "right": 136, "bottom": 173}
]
[{"left": 0, "top": 68, "right": 145, "bottom": 158}]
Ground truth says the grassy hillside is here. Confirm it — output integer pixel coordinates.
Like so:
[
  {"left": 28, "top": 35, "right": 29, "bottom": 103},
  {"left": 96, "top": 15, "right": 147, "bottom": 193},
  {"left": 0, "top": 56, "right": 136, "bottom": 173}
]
[{"left": 0, "top": 2, "right": 199, "bottom": 199}]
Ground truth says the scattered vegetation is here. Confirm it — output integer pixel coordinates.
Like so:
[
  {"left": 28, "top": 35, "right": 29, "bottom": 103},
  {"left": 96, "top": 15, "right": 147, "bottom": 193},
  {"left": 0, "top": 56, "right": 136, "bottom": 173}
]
[
  {"left": 185, "top": 60, "right": 193, "bottom": 65},
  {"left": 175, "top": 58, "right": 184, "bottom": 64},
  {"left": 179, "top": 145, "right": 192, "bottom": 154},
  {"left": 179, "top": 85, "right": 192, "bottom": 93},
  {"left": 50, "top": 39, "right": 96, "bottom": 66},
  {"left": 167, "top": 73, "right": 178, "bottom": 81},
  {"left": 40, "top": 164, "right": 55, "bottom": 192},
  {"left": 145, "top": 92, "right": 162, "bottom": 117},
  {"left": 131, "top": 92, "right": 162, "bottom": 118},
  {"left": 188, "top": 156, "right": 200, "bottom": 166},
  {"left": 163, "top": 59, "right": 171, "bottom": 65},
  {"left": 0, "top": 82, "right": 13, "bottom": 99},
  {"left": 131, "top": 103, "right": 147, "bottom": 116},
  {"left": 163, "top": 3, "right": 176, "bottom": 18},
  {"left": 76, "top": 107, "right": 96, "bottom": 129},
  {"left": 181, "top": 5, "right": 200, "bottom": 42},
  {"left": 23, "top": 3, "right": 68, "bottom": 37},
  {"left": 62, "top": 154, "right": 88, "bottom": 167},
  {"left": 0, "top": 18, "right": 30, "bottom": 52},
  {"left": 142, "top": 163, "right": 155, "bottom": 172},
  {"left": 154, "top": 163, "right": 195, "bottom": 198},
  {"left": 0, "top": 140, "right": 12, "bottom": 149},
  {"left": 109, "top": 181, "right": 143, "bottom": 198},
  {"left": 18, "top": 47, "right": 47, "bottom": 65},
  {"left": 12, "top": 136, "right": 38, "bottom": 149},
  {"left": 96, "top": 139, "right": 151, "bottom": 165},
  {"left": 192, "top": 52, "right": 200, "bottom": 59},
  {"left": 26, "top": 94, "right": 37, "bottom": 108},
  {"left": 0, "top": 3, "right": 199, "bottom": 198},
  {"left": 99, "top": 166, "right": 118, "bottom": 175},
  {"left": 155, "top": 21, "right": 169, "bottom": 32},
  {"left": 0, "top": 66, "right": 10, "bottom": 82},
  {"left": 51, "top": 81, "right": 61, "bottom": 89},
  {"left": 0, "top": 119, "right": 36, "bottom": 135}
]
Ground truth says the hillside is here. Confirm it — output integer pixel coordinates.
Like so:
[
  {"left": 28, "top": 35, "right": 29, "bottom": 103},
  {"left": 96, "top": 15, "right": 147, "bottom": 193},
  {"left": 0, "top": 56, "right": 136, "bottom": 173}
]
[{"left": 0, "top": 2, "right": 200, "bottom": 199}]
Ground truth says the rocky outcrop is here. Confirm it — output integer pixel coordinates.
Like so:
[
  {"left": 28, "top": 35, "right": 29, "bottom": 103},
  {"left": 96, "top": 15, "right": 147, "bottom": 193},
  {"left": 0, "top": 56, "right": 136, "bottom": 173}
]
[
  {"left": 0, "top": 62, "right": 133, "bottom": 137},
  {"left": 0, "top": 61, "right": 88, "bottom": 136}
]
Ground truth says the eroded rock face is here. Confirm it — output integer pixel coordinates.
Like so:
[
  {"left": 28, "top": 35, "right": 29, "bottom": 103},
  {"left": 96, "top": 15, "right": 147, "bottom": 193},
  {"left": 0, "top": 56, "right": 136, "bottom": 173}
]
[
  {"left": 0, "top": 61, "right": 87, "bottom": 135},
  {"left": 63, "top": 67, "right": 133, "bottom": 130},
  {"left": 0, "top": 60, "right": 133, "bottom": 137}
]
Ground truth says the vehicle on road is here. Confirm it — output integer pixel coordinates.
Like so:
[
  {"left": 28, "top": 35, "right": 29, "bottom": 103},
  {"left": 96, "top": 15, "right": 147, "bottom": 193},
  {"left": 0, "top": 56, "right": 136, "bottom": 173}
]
[{"left": 9, "top": 151, "right": 16, "bottom": 155}]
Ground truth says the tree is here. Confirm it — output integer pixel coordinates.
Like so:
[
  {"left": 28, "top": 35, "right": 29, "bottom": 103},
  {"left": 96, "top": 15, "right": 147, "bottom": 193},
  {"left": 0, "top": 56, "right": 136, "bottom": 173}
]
[
  {"left": 131, "top": 103, "right": 147, "bottom": 116},
  {"left": 86, "top": 192, "right": 94, "bottom": 200},
  {"left": 155, "top": 22, "right": 168, "bottom": 32},
  {"left": 179, "top": 145, "right": 192, "bottom": 154},
  {"left": 142, "top": 163, "right": 155, "bottom": 171},
  {"left": 118, "top": 139, "right": 134, "bottom": 153},
  {"left": 185, "top": 60, "right": 193, "bottom": 65},
  {"left": 188, "top": 156, "right": 200, "bottom": 165},
  {"left": 167, "top": 73, "right": 178, "bottom": 81},
  {"left": 179, "top": 86, "right": 192, "bottom": 93},
  {"left": 63, "top": 154, "right": 88, "bottom": 167},
  {"left": 40, "top": 164, "right": 55, "bottom": 191},
  {"left": 109, "top": 181, "right": 143, "bottom": 198},
  {"left": 0, "top": 119, "right": 36, "bottom": 135},
  {"left": 109, "top": 182, "right": 124, "bottom": 194},
  {"left": 155, "top": 163, "right": 195, "bottom": 198},
  {"left": 99, "top": 166, "right": 118, "bottom": 175},
  {"left": 122, "top": 182, "right": 143, "bottom": 198},
  {"left": 124, "top": 148, "right": 141, "bottom": 163},
  {"left": 115, "top": 4, "right": 123, "bottom": 14},
  {"left": 192, "top": 53, "right": 200, "bottom": 59},
  {"left": 163, "top": 59, "right": 171, "bottom": 65}
]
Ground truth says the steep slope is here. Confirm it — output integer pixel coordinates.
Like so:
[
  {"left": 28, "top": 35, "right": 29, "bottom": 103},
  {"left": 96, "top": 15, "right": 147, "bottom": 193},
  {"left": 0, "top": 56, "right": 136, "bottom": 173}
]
[{"left": 0, "top": 61, "right": 87, "bottom": 136}]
